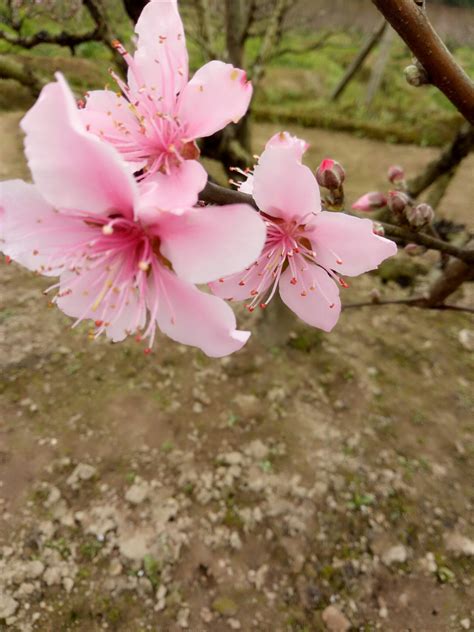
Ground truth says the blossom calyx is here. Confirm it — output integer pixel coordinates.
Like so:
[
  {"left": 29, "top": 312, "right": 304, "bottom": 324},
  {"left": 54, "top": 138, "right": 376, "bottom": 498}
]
[
  {"left": 387, "top": 165, "right": 405, "bottom": 184},
  {"left": 387, "top": 190, "right": 410, "bottom": 216},
  {"left": 316, "top": 158, "right": 345, "bottom": 190},
  {"left": 406, "top": 203, "right": 434, "bottom": 228}
]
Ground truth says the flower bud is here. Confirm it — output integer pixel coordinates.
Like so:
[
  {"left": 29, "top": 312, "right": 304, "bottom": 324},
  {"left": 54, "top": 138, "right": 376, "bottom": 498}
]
[
  {"left": 404, "top": 243, "right": 426, "bottom": 256},
  {"left": 404, "top": 64, "right": 429, "bottom": 87},
  {"left": 387, "top": 165, "right": 404, "bottom": 184},
  {"left": 406, "top": 202, "right": 434, "bottom": 228},
  {"left": 352, "top": 192, "right": 387, "bottom": 212},
  {"left": 387, "top": 190, "right": 410, "bottom": 215},
  {"left": 316, "top": 158, "right": 345, "bottom": 190}
]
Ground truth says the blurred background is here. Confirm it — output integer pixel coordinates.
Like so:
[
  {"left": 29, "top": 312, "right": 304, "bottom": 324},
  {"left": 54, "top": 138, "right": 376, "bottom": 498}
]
[{"left": 0, "top": 1, "right": 473, "bottom": 631}]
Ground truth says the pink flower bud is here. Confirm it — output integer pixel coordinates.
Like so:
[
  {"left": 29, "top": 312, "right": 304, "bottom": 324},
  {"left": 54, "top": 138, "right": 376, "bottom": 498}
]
[
  {"left": 404, "top": 243, "right": 426, "bottom": 256},
  {"left": 352, "top": 192, "right": 387, "bottom": 212},
  {"left": 316, "top": 158, "right": 345, "bottom": 190},
  {"left": 387, "top": 165, "right": 404, "bottom": 184},
  {"left": 387, "top": 190, "right": 410, "bottom": 215},
  {"left": 406, "top": 203, "right": 434, "bottom": 228}
]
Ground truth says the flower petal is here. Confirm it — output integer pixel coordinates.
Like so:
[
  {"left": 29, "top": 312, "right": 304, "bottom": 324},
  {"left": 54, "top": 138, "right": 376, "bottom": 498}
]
[
  {"left": 178, "top": 61, "right": 252, "bottom": 139},
  {"left": 80, "top": 89, "right": 145, "bottom": 171},
  {"left": 279, "top": 264, "right": 341, "bottom": 332},
  {"left": 57, "top": 267, "right": 146, "bottom": 342},
  {"left": 265, "top": 131, "right": 309, "bottom": 160},
  {"left": 132, "top": 0, "right": 188, "bottom": 107},
  {"left": 152, "top": 266, "right": 250, "bottom": 357},
  {"left": 253, "top": 145, "right": 321, "bottom": 220},
  {"left": 137, "top": 160, "right": 207, "bottom": 219},
  {"left": 209, "top": 255, "right": 272, "bottom": 302},
  {"left": 310, "top": 212, "right": 397, "bottom": 277},
  {"left": 0, "top": 180, "right": 94, "bottom": 276},
  {"left": 21, "top": 74, "right": 137, "bottom": 218},
  {"left": 159, "top": 204, "right": 266, "bottom": 284}
]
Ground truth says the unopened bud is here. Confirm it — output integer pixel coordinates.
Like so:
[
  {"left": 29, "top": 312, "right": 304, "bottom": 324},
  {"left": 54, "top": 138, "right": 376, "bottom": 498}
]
[
  {"left": 406, "top": 202, "right": 434, "bottom": 228},
  {"left": 316, "top": 158, "right": 345, "bottom": 190},
  {"left": 404, "top": 243, "right": 426, "bottom": 256},
  {"left": 404, "top": 63, "right": 429, "bottom": 87},
  {"left": 352, "top": 192, "right": 387, "bottom": 212},
  {"left": 387, "top": 190, "right": 410, "bottom": 215},
  {"left": 387, "top": 165, "right": 405, "bottom": 184}
]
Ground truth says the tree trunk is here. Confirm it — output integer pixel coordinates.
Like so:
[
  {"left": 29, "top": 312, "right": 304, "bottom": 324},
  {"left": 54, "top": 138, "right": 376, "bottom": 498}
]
[
  {"left": 330, "top": 19, "right": 387, "bottom": 101},
  {"left": 365, "top": 25, "right": 394, "bottom": 107}
]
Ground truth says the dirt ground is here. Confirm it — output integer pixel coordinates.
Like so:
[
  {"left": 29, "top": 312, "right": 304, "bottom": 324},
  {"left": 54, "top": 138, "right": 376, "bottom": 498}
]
[{"left": 1, "top": 113, "right": 473, "bottom": 632}]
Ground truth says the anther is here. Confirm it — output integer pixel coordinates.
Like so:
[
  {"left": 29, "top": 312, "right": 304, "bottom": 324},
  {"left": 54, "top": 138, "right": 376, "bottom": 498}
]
[
  {"left": 290, "top": 277, "right": 297, "bottom": 285},
  {"left": 144, "top": 348, "right": 152, "bottom": 355},
  {"left": 102, "top": 224, "right": 114, "bottom": 235},
  {"left": 95, "top": 320, "right": 103, "bottom": 327},
  {"left": 138, "top": 261, "right": 150, "bottom": 272}
]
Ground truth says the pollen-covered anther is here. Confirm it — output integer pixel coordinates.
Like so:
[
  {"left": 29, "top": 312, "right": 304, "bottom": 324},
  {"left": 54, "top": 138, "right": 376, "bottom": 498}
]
[
  {"left": 95, "top": 320, "right": 104, "bottom": 327},
  {"left": 138, "top": 261, "right": 150, "bottom": 272},
  {"left": 336, "top": 258, "right": 343, "bottom": 265},
  {"left": 260, "top": 303, "right": 267, "bottom": 309},
  {"left": 290, "top": 277, "right": 297, "bottom": 285},
  {"left": 102, "top": 224, "right": 114, "bottom": 235},
  {"left": 301, "top": 291, "right": 307, "bottom": 297},
  {"left": 144, "top": 348, "right": 152, "bottom": 355},
  {"left": 238, "top": 280, "right": 246, "bottom": 286},
  {"left": 250, "top": 290, "right": 258, "bottom": 296}
]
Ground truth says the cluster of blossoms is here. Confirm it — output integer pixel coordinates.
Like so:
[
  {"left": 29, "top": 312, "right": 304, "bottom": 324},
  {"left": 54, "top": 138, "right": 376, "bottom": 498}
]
[
  {"left": 352, "top": 165, "right": 435, "bottom": 229},
  {"left": 0, "top": 0, "right": 396, "bottom": 358}
]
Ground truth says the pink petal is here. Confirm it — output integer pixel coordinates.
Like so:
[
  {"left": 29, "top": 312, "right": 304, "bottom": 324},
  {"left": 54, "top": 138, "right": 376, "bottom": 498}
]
[
  {"left": 80, "top": 89, "right": 145, "bottom": 171},
  {"left": 279, "top": 265, "right": 341, "bottom": 332},
  {"left": 265, "top": 131, "right": 309, "bottom": 160},
  {"left": 159, "top": 204, "right": 266, "bottom": 284},
  {"left": 152, "top": 266, "right": 250, "bottom": 357},
  {"left": 57, "top": 268, "right": 146, "bottom": 342},
  {"left": 21, "top": 74, "right": 137, "bottom": 218},
  {"left": 209, "top": 255, "right": 272, "bottom": 302},
  {"left": 178, "top": 61, "right": 252, "bottom": 139},
  {"left": 0, "top": 180, "right": 94, "bottom": 276},
  {"left": 310, "top": 212, "right": 397, "bottom": 277},
  {"left": 253, "top": 145, "right": 321, "bottom": 220},
  {"left": 132, "top": 0, "right": 188, "bottom": 107},
  {"left": 137, "top": 160, "right": 207, "bottom": 220}
]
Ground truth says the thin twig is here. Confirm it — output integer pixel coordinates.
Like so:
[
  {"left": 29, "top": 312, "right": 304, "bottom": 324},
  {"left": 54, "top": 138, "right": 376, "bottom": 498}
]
[
  {"left": 371, "top": 0, "right": 474, "bottom": 123},
  {"left": 343, "top": 299, "right": 474, "bottom": 315}
]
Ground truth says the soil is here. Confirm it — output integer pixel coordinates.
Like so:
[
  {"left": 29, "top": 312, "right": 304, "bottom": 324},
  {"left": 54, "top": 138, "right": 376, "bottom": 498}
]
[{"left": 0, "top": 113, "right": 473, "bottom": 632}]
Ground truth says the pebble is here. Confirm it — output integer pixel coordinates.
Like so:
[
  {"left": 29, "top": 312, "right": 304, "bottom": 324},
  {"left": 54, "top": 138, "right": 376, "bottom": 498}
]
[
  {"left": 444, "top": 532, "right": 474, "bottom": 557},
  {"left": 460, "top": 618, "right": 471, "bottom": 630},
  {"left": 125, "top": 481, "right": 149, "bottom": 505},
  {"left": 458, "top": 329, "right": 474, "bottom": 351},
  {"left": 322, "top": 605, "right": 351, "bottom": 632},
  {"left": 0, "top": 593, "right": 18, "bottom": 620},
  {"left": 66, "top": 463, "right": 97, "bottom": 488},
  {"left": 382, "top": 544, "right": 408, "bottom": 565}
]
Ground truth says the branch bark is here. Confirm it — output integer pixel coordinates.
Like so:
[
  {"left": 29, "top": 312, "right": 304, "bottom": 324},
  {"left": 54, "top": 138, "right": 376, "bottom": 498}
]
[
  {"left": 330, "top": 19, "right": 387, "bottom": 102},
  {"left": 0, "top": 25, "right": 101, "bottom": 49},
  {"left": 371, "top": 0, "right": 474, "bottom": 124},
  {"left": 407, "top": 123, "right": 474, "bottom": 198}
]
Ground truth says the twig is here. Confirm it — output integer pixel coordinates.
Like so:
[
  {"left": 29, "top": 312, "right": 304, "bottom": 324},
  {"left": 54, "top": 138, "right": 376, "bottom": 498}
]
[
  {"left": 378, "top": 222, "right": 474, "bottom": 264},
  {"left": 371, "top": 0, "right": 474, "bottom": 123},
  {"left": 343, "top": 299, "right": 474, "bottom": 315},
  {"left": 198, "top": 182, "right": 474, "bottom": 264},
  {"left": 0, "top": 26, "right": 101, "bottom": 49}
]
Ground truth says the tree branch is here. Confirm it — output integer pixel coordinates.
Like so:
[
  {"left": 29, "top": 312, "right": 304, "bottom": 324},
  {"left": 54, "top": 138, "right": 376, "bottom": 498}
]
[
  {"left": 0, "top": 25, "right": 101, "bottom": 49},
  {"left": 407, "top": 123, "right": 474, "bottom": 198},
  {"left": 343, "top": 298, "right": 474, "bottom": 315},
  {"left": 371, "top": 0, "right": 474, "bottom": 124},
  {"left": 378, "top": 222, "right": 474, "bottom": 264},
  {"left": 198, "top": 182, "right": 474, "bottom": 265}
]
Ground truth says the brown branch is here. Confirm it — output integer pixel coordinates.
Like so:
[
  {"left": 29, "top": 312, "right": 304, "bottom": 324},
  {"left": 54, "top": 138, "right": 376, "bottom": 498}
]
[
  {"left": 407, "top": 123, "right": 474, "bottom": 198},
  {"left": 198, "top": 182, "right": 474, "bottom": 264},
  {"left": 379, "top": 222, "right": 474, "bottom": 264},
  {"left": 266, "top": 30, "right": 333, "bottom": 63},
  {"left": 371, "top": 0, "right": 474, "bottom": 124},
  {"left": 250, "top": 0, "right": 292, "bottom": 89},
  {"left": 0, "top": 54, "right": 43, "bottom": 96},
  {"left": 0, "top": 25, "right": 101, "bottom": 49},
  {"left": 82, "top": 0, "right": 127, "bottom": 75},
  {"left": 343, "top": 298, "right": 474, "bottom": 314}
]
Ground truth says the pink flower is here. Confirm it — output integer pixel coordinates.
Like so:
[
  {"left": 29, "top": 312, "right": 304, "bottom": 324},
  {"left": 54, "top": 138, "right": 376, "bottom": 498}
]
[
  {"left": 80, "top": 0, "right": 252, "bottom": 205},
  {"left": 0, "top": 75, "right": 265, "bottom": 357},
  {"left": 211, "top": 133, "right": 397, "bottom": 332},
  {"left": 352, "top": 191, "right": 387, "bottom": 212}
]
